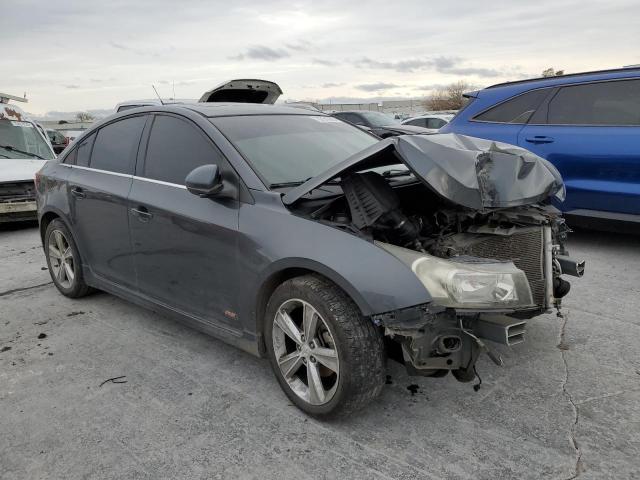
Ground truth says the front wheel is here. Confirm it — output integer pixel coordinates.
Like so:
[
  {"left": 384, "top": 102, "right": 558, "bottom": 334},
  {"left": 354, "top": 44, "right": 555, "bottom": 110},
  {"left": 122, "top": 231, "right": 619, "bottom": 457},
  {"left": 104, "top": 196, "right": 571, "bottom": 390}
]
[{"left": 265, "top": 274, "right": 386, "bottom": 418}]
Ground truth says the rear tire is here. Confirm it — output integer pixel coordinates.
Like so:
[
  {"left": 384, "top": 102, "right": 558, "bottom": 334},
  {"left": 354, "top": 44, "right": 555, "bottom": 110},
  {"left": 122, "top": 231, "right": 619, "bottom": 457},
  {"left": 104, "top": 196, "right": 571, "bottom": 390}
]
[
  {"left": 44, "top": 219, "right": 92, "bottom": 298},
  {"left": 265, "top": 274, "right": 386, "bottom": 418}
]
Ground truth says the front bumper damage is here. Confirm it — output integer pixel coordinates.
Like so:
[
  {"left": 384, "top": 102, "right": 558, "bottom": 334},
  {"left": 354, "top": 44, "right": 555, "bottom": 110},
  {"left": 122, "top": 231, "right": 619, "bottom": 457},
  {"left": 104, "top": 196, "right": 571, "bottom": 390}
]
[
  {"left": 0, "top": 181, "right": 37, "bottom": 222},
  {"left": 373, "top": 305, "right": 515, "bottom": 381}
]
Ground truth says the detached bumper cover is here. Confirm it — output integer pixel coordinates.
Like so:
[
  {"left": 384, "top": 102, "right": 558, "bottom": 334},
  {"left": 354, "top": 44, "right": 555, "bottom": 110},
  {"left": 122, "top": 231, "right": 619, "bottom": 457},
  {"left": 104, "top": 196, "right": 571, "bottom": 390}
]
[{"left": 0, "top": 200, "right": 37, "bottom": 214}]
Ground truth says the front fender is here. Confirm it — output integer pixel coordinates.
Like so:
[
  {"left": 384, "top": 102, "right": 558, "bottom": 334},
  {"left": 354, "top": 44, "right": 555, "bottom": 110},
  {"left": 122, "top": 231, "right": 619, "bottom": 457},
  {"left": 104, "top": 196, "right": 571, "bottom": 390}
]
[{"left": 237, "top": 194, "right": 432, "bottom": 335}]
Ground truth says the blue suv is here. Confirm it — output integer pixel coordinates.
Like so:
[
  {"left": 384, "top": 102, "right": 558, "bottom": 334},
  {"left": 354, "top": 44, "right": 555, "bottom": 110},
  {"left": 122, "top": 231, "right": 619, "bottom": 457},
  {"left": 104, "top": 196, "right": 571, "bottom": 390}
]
[{"left": 441, "top": 68, "right": 640, "bottom": 226}]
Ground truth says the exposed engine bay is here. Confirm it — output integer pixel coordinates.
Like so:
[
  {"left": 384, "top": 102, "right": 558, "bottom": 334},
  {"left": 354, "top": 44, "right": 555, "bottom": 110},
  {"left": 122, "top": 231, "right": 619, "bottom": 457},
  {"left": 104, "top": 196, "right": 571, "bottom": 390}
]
[{"left": 289, "top": 134, "right": 585, "bottom": 384}]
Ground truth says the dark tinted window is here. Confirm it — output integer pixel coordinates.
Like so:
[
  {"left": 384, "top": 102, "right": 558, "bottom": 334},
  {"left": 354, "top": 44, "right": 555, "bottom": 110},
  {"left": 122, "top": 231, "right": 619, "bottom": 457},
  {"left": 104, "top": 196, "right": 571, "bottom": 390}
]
[
  {"left": 90, "top": 116, "right": 146, "bottom": 174},
  {"left": 547, "top": 80, "right": 640, "bottom": 125},
  {"left": 63, "top": 133, "right": 95, "bottom": 166},
  {"left": 144, "top": 115, "right": 224, "bottom": 185},
  {"left": 475, "top": 88, "right": 550, "bottom": 124}
]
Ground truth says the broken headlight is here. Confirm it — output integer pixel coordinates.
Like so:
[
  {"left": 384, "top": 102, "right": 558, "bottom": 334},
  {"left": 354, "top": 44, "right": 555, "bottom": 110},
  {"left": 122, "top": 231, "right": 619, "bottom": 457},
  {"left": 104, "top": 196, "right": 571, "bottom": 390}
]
[{"left": 377, "top": 242, "right": 534, "bottom": 309}]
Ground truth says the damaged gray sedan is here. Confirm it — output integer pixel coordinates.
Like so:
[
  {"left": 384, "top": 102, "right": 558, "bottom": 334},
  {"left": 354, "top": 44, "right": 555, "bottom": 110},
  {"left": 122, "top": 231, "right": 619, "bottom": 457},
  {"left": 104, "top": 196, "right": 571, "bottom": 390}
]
[{"left": 36, "top": 104, "right": 583, "bottom": 417}]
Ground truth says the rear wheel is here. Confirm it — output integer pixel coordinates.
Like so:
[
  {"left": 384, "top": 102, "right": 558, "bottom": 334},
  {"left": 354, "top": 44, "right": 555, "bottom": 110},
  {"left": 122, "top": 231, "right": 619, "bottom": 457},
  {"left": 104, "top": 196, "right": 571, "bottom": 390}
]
[
  {"left": 44, "top": 219, "right": 91, "bottom": 298},
  {"left": 265, "top": 274, "right": 386, "bottom": 417}
]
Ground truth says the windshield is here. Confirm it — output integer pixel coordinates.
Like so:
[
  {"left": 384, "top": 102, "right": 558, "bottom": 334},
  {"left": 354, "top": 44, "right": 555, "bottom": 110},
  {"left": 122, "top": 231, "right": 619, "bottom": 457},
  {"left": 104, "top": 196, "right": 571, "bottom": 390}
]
[
  {"left": 359, "top": 111, "right": 399, "bottom": 127},
  {"left": 212, "top": 115, "right": 378, "bottom": 186},
  {"left": 0, "top": 119, "right": 55, "bottom": 159}
]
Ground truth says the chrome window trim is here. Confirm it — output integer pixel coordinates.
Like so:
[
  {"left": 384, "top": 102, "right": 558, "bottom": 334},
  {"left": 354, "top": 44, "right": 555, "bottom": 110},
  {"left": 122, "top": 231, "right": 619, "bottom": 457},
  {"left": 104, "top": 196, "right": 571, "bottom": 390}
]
[
  {"left": 60, "top": 164, "right": 187, "bottom": 189},
  {"left": 132, "top": 176, "right": 187, "bottom": 189}
]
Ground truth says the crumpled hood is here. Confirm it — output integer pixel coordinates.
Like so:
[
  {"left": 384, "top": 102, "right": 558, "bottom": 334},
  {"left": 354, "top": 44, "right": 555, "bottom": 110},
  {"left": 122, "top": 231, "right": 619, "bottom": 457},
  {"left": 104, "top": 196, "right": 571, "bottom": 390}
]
[
  {"left": 282, "top": 133, "right": 565, "bottom": 210},
  {"left": 0, "top": 159, "right": 47, "bottom": 183}
]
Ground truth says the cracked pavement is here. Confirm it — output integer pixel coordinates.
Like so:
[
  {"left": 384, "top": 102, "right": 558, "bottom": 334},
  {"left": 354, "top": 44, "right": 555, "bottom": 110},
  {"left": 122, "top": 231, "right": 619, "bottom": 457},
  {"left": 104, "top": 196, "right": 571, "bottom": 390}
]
[{"left": 1, "top": 222, "right": 639, "bottom": 479}]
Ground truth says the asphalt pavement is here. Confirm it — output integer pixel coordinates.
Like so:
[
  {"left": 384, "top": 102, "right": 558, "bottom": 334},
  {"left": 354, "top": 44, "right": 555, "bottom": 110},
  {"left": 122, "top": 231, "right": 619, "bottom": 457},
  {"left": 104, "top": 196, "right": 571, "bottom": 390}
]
[{"left": 1, "top": 221, "right": 638, "bottom": 479}]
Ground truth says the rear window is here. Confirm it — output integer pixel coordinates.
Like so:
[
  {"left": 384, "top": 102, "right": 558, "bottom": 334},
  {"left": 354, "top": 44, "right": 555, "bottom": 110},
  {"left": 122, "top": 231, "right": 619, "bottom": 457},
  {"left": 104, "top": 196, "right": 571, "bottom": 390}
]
[
  {"left": 63, "top": 132, "right": 95, "bottom": 166},
  {"left": 212, "top": 115, "right": 377, "bottom": 186},
  {"left": 546, "top": 79, "right": 640, "bottom": 125},
  {"left": 90, "top": 116, "right": 146, "bottom": 174},
  {"left": 474, "top": 89, "right": 550, "bottom": 124}
]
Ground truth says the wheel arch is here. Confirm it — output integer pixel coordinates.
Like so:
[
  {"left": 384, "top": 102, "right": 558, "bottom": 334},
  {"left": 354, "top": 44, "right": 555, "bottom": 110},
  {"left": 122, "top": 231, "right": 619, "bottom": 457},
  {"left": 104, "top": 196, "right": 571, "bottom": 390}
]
[
  {"left": 39, "top": 207, "right": 70, "bottom": 244},
  {"left": 253, "top": 259, "right": 373, "bottom": 356}
]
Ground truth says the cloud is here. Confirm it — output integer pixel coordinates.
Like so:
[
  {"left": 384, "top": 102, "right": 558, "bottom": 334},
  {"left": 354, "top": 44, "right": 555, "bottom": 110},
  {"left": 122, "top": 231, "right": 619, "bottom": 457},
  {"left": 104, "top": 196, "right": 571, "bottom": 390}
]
[
  {"left": 356, "top": 57, "right": 433, "bottom": 73},
  {"left": 285, "top": 40, "right": 312, "bottom": 51},
  {"left": 355, "top": 82, "right": 405, "bottom": 92},
  {"left": 232, "top": 46, "right": 290, "bottom": 61},
  {"left": 313, "top": 58, "right": 339, "bottom": 66},
  {"left": 321, "top": 82, "right": 345, "bottom": 88},
  {"left": 356, "top": 55, "right": 504, "bottom": 77},
  {"left": 64, "top": 84, "right": 80, "bottom": 89}
]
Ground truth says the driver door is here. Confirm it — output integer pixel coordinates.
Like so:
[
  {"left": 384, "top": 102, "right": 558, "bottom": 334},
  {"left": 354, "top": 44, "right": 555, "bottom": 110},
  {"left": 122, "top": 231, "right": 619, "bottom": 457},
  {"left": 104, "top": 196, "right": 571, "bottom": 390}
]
[{"left": 128, "top": 113, "right": 241, "bottom": 328}]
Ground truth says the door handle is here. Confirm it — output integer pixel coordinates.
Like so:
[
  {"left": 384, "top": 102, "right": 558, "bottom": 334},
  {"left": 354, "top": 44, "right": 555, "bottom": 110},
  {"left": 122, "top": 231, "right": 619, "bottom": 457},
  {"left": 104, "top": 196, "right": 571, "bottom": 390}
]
[
  {"left": 70, "top": 187, "right": 86, "bottom": 198},
  {"left": 525, "top": 135, "right": 554, "bottom": 144},
  {"left": 130, "top": 206, "right": 153, "bottom": 222}
]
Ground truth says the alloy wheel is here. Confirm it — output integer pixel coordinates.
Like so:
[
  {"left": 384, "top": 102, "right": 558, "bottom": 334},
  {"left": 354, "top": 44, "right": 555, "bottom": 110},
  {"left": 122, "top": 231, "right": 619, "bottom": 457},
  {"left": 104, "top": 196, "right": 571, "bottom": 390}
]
[
  {"left": 48, "top": 229, "right": 75, "bottom": 289},
  {"left": 272, "top": 299, "right": 340, "bottom": 405}
]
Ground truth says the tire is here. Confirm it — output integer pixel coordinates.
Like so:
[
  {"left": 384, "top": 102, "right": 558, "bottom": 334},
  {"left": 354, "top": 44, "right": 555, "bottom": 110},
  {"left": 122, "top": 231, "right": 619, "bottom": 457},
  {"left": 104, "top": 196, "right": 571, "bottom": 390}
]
[
  {"left": 265, "top": 274, "right": 386, "bottom": 418},
  {"left": 44, "top": 219, "right": 92, "bottom": 298}
]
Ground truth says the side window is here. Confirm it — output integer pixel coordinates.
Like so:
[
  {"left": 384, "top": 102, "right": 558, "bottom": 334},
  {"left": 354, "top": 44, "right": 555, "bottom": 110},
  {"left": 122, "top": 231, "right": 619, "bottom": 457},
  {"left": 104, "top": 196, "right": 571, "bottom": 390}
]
[
  {"left": 474, "top": 88, "right": 550, "bottom": 124},
  {"left": 406, "top": 119, "right": 427, "bottom": 127},
  {"left": 62, "top": 132, "right": 95, "bottom": 166},
  {"left": 143, "top": 115, "right": 226, "bottom": 185},
  {"left": 547, "top": 80, "right": 640, "bottom": 125},
  {"left": 90, "top": 116, "right": 146, "bottom": 174},
  {"left": 426, "top": 118, "right": 446, "bottom": 129}
]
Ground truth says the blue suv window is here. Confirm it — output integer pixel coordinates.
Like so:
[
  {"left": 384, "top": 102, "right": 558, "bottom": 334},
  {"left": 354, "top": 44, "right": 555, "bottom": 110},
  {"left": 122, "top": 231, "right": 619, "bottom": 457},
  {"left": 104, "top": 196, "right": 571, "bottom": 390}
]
[
  {"left": 474, "top": 88, "right": 550, "bottom": 124},
  {"left": 546, "top": 79, "right": 640, "bottom": 126}
]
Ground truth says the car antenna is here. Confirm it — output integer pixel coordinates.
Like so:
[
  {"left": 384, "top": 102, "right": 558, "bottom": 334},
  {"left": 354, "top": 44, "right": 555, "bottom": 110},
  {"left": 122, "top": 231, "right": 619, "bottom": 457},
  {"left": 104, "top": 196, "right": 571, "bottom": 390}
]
[{"left": 152, "top": 85, "right": 165, "bottom": 105}]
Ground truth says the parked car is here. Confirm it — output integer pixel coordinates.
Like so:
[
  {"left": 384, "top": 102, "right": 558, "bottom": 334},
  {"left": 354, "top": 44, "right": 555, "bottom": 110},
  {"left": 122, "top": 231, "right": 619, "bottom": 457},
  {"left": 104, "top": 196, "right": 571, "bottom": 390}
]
[
  {"left": 115, "top": 78, "right": 283, "bottom": 112},
  {"left": 36, "top": 92, "right": 583, "bottom": 417},
  {"left": 440, "top": 67, "right": 640, "bottom": 227},
  {"left": 46, "top": 128, "right": 68, "bottom": 154},
  {"left": 0, "top": 93, "right": 56, "bottom": 222},
  {"left": 402, "top": 113, "right": 454, "bottom": 129},
  {"left": 331, "top": 110, "right": 433, "bottom": 137}
]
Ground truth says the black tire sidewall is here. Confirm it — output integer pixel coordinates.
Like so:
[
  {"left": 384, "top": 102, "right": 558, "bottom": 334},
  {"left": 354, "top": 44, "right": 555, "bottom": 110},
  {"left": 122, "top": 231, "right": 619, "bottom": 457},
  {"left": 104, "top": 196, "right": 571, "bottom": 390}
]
[{"left": 265, "top": 277, "right": 369, "bottom": 417}]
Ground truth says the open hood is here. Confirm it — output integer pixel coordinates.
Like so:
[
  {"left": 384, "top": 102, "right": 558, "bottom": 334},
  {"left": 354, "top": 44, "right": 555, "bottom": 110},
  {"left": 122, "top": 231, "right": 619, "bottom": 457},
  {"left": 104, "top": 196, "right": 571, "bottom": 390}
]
[
  {"left": 198, "top": 79, "right": 282, "bottom": 104},
  {"left": 282, "top": 133, "right": 565, "bottom": 210}
]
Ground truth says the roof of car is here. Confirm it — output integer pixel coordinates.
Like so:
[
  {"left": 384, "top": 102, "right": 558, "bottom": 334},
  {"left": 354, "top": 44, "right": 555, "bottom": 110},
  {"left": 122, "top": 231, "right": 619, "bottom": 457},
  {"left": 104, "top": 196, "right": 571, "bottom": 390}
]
[
  {"left": 486, "top": 66, "right": 640, "bottom": 90},
  {"left": 180, "top": 102, "right": 323, "bottom": 117}
]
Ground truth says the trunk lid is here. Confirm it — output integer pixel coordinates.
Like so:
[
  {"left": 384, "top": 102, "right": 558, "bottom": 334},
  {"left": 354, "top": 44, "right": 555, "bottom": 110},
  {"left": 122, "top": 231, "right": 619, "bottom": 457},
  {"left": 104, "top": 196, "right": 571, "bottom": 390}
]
[{"left": 198, "top": 79, "right": 283, "bottom": 104}]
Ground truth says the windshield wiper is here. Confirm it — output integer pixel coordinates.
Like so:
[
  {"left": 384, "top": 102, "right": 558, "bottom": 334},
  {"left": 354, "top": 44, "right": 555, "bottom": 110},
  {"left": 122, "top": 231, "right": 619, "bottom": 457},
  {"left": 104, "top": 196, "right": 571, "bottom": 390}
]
[
  {"left": 270, "top": 177, "right": 341, "bottom": 189},
  {"left": 0, "top": 144, "right": 46, "bottom": 160}
]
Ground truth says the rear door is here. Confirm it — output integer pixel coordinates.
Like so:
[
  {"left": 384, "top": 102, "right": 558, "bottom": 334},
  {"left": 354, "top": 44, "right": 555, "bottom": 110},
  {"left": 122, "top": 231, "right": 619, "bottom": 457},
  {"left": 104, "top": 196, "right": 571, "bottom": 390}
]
[
  {"left": 67, "top": 115, "right": 147, "bottom": 289},
  {"left": 518, "top": 79, "right": 640, "bottom": 215},
  {"left": 467, "top": 88, "right": 552, "bottom": 144},
  {"left": 128, "top": 113, "right": 242, "bottom": 329}
]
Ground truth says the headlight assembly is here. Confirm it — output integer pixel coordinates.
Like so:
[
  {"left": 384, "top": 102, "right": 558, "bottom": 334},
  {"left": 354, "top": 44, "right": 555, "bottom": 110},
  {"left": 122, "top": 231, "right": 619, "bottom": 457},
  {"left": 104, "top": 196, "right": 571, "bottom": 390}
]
[{"left": 377, "top": 242, "right": 534, "bottom": 309}]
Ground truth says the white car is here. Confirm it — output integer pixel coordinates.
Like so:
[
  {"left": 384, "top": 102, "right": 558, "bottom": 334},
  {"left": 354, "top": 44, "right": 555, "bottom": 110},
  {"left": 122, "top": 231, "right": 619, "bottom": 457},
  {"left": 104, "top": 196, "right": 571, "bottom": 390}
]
[
  {"left": 0, "top": 93, "right": 56, "bottom": 222},
  {"left": 402, "top": 113, "right": 455, "bottom": 130}
]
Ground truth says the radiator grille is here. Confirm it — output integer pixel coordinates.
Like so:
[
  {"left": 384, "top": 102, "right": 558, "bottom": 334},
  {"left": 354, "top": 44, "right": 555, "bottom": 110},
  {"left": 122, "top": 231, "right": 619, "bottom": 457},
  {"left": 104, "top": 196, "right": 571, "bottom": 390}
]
[{"left": 466, "top": 228, "right": 546, "bottom": 306}]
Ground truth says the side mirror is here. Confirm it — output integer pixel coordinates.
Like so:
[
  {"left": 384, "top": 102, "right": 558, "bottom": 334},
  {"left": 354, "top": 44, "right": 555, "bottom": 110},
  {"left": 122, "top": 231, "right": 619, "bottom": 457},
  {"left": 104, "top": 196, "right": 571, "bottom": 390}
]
[{"left": 185, "top": 164, "right": 224, "bottom": 197}]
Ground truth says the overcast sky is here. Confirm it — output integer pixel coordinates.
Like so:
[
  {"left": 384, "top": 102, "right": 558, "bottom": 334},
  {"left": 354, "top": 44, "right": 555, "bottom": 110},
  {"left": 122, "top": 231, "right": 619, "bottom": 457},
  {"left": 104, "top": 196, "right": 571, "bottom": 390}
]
[{"left": 2, "top": 0, "right": 639, "bottom": 115}]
